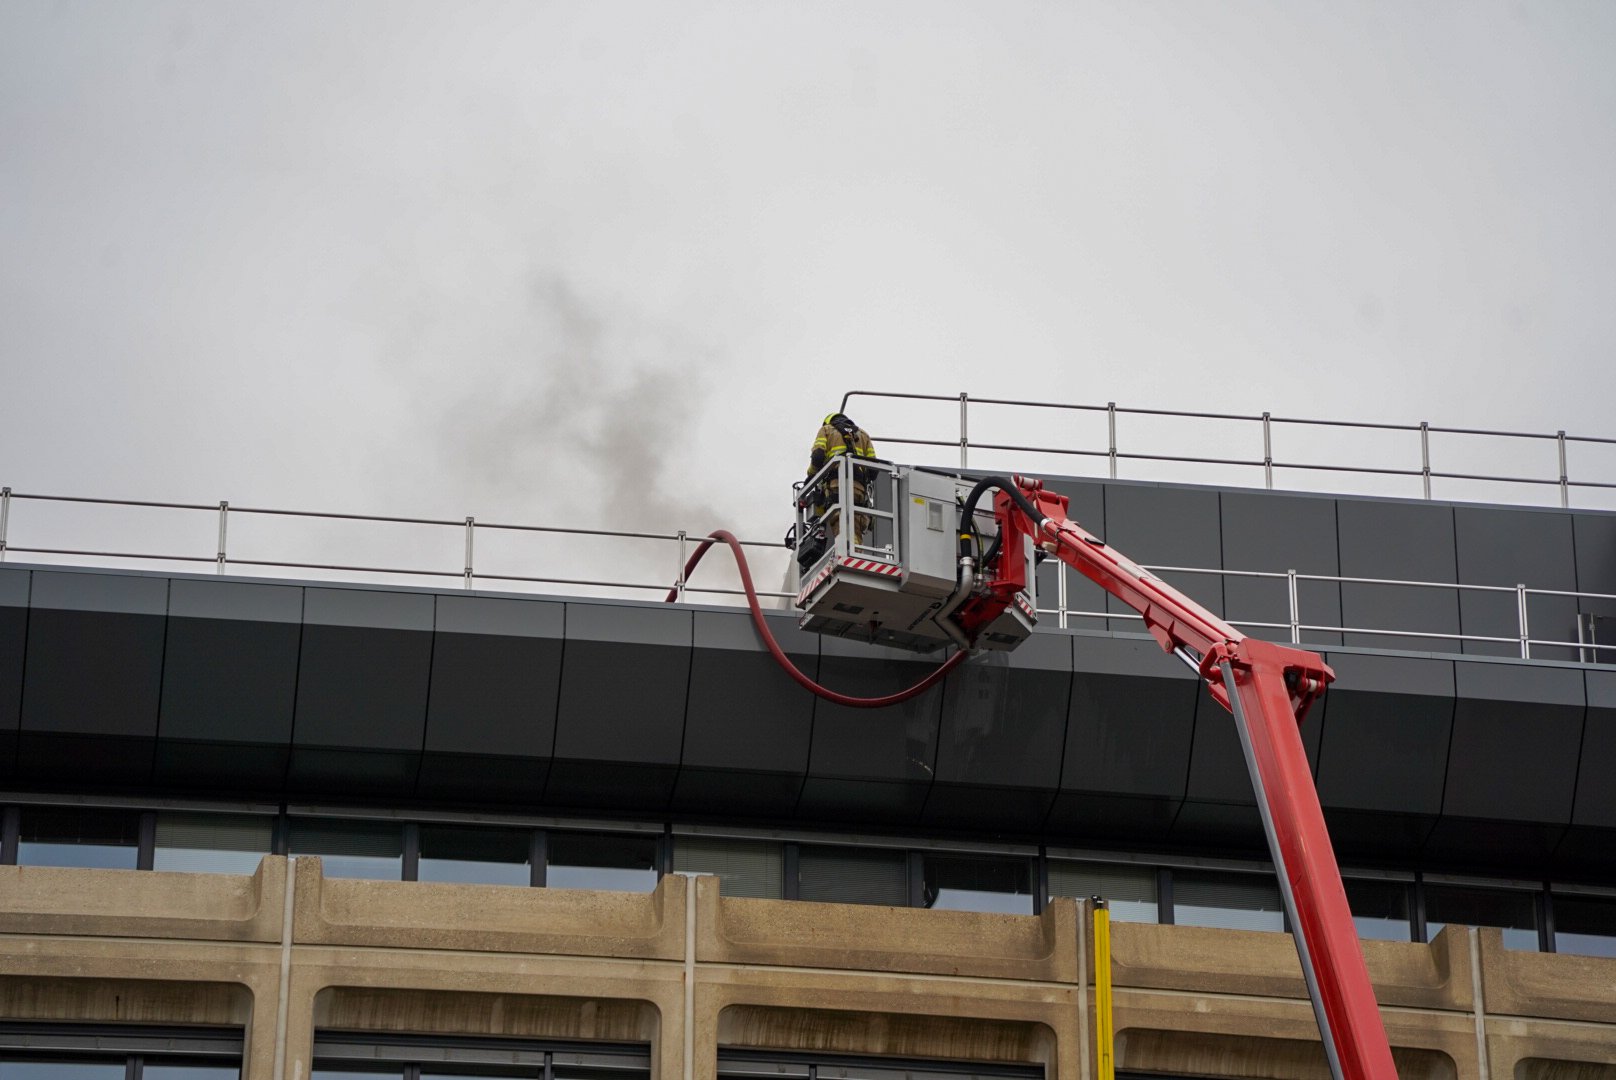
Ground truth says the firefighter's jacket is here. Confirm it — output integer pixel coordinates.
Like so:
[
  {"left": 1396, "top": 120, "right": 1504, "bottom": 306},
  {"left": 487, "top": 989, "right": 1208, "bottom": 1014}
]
[{"left": 808, "top": 423, "right": 877, "bottom": 481}]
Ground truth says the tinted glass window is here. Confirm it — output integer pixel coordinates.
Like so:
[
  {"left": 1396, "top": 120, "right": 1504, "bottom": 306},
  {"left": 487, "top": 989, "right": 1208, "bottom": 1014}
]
[
  {"left": 922, "top": 855, "right": 1033, "bottom": 914},
  {"left": 154, "top": 812, "right": 273, "bottom": 875},
  {"left": 17, "top": 808, "right": 140, "bottom": 869},
  {"left": 0, "top": 1063, "right": 126, "bottom": 1080},
  {"left": 1424, "top": 884, "right": 1537, "bottom": 950},
  {"left": 798, "top": 846, "right": 909, "bottom": 907},
  {"left": 142, "top": 1067, "right": 241, "bottom": 1080},
  {"left": 1344, "top": 878, "right": 1412, "bottom": 941},
  {"left": 418, "top": 825, "right": 531, "bottom": 887},
  {"left": 1174, "top": 870, "right": 1284, "bottom": 932},
  {"left": 289, "top": 818, "right": 403, "bottom": 880},
  {"left": 547, "top": 832, "right": 659, "bottom": 892},
  {"left": 1552, "top": 894, "right": 1616, "bottom": 958},
  {"left": 673, "top": 838, "right": 782, "bottom": 899},
  {"left": 1048, "top": 860, "right": 1158, "bottom": 923}
]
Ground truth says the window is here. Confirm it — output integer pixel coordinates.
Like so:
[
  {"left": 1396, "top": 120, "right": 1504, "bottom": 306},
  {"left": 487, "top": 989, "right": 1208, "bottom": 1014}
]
[
  {"left": 289, "top": 819, "right": 404, "bottom": 880},
  {"left": 418, "top": 825, "right": 532, "bottom": 887},
  {"left": 673, "top": 837, "right": 782, "bottom": 898},
  {"left": 1552, "top": 894, "right": 1616, "bottom": 958},
  {"left": 1173, "top": 870, "right": 1284, "bottom": 932},
  {"left": 313, "top": 1033, "right": 648, "bottom": 1080},
  {"left": 1424, "top": 884, "right": 1538, "bottom": 950},
  {"left": 546, "top": 832, "right": 659, "bottom": 892},
  {"left": 17, "top": 808, "right": 140, "bottom": 869},
  {"left": 0, "top": 1024, "right": 241, "bottom": 1080},
  {"left": 718, "top": 1049, "right": 1041, "bottom": 1080},
  {"left": 798, "top": 846, "right": 908, "bottom": 907},
  {"left": 154, "top": 813, "right": 273, "bottom": 875},
  {"left": 1343, "top": 878, "right": 1412, "bottom": 942},
  {"left": 922, "top": 855, "right": 1034, "bottom": 914},
  {"left": 1048, "top": 860, "right": 1158, "bottom": 923}
]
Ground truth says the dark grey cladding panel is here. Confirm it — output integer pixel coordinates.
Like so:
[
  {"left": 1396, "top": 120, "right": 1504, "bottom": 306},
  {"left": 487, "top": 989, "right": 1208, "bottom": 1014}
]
[
  {"left": 1423, "top": 819, "right": 1569, "bottom": 877},
  {"left": 20, "top": 571, "right": 167, "bottom": 786},
  {"left": 676, "top": 611, "right": 815, "bottom": 816},
  {"left": 673, "top": 609, "right": 815, "bottom": 815},
  {"left": 672, "top": 768, "right": 805, "bottom": 818},
  {"left": 1053, "top": 634, "right": 1198, "bottom": 842},
  {"left": 1336, "top": 500, "right": 1459, "bottom": 652},
  {"left": 795, "top": 777, "right": 930, "bottom": 824},
  {"left": 304, "top": 587, "right": 433, "bottom": 631},
  {"left": 159, "top": 580, "right": 302, "bottom": 746},
  {"left": 1323, "top": 808, "right": 1434, "bottom": 869},
  {"left": 1575, "top": 671, "right": 1616, "bottom": 828},
  {"left": 293, "top": 621, "right": 432, "bottom": 752},
  {"left": 565, "top": 600, "right": 690, "bottom": 646},
  {"left": 419, "top": 597, "right": 563, "bottom": 801},
  {"left": 1573, "top": 514, "right": 1616, "bottom": 617},
  {"left": 435, "top": 593, "right": 564, "bottom": 638},
  {"left": 1552, "top": 824, "right": 1616, "bottom": 880},
  {"left": 1440, "top": 662, "right": 1585, "bottom": 825},
  {"left": 548, "top": 602, "right": 691, "bottom": 811},
  {"left": 800, "top": 635, "right": 946, "bottom": 826},
  {"left": 0, "top": 570, "right": 26, "bottom": 778},
  {"left": 1315, "top": 653, "right": 1454, "bottom": 816},
  {"left": 1219, "top": 491, "right": 1342, "bottom": 647},
  {"left": 423, "top": 596, "right": 564, "bottom": 758},
  {"left": 169, "top": 577, "right": 303, "bottom": 622},
  {"left": 924, "top": 631, "right": 1071, "bottom": 831},
  {"left": 29, "top": 569, "right": 168, "bottom": 615},
  {"left": 1174, "top": 685, "right": 1325, "bottom": 854},
  {"left": 22, "top": 572, "right": 166, "bottom": 745},
  {"left": 1453, "top": 507, "right": 1578, "bottom": 660},
  {"left": 1101, "top": 485, "right": 1223, "bottom": 625},
  {"left": 1036, "top": 479, "right": 1107, "bottom": 631},
  {"left": 1065, "top": 636, "right": 1199, "bottom": 796},
  {"left": 0, "top": 568, "right": 29, "bottom": 607},
  {"left": 690, "top": 607, "right": 815, "bottom": 656}
]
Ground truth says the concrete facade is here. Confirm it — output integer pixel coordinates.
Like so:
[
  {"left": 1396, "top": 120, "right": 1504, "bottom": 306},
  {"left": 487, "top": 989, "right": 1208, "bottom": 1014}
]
[{"left": 1, "top": 858, "right": 1612, "bottom": 1080}]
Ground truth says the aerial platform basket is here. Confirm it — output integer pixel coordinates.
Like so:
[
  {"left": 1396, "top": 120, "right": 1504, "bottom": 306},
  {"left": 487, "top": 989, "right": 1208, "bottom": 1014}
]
[{"left": 789, "top": 458, "right": 1036, "bottom": 653}]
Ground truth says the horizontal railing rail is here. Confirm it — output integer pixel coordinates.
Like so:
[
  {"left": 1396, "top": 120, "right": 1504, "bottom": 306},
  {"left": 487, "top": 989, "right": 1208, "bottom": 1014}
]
[
  {"left": 0, "top": 488, "right": 793, "bottom": 603},
  {"left": 1038, "top": 560, "right": 1616, "bottom": 660},
  {"left": 841, "top": 390, "right": 1616, "bottom": 507},
  {"left": 5, "top": 484, "right": 1615, "bottom": 663}
]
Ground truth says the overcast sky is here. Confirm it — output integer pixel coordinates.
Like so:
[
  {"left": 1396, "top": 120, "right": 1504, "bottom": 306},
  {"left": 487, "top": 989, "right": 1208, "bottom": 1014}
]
[{"left": 3, "top": 2, "right": 1614, "bottom": 593}]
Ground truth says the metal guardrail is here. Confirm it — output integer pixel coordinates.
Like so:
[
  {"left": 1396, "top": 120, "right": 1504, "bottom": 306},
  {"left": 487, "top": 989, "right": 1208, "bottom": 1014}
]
[
  {"left": 1039, "top": 560, "right": 1616, "bottom": 661},
  {"left": 0, "top": 488, "right": 792, "bottom": 603},
  {"left": 3, "top": 485, "right": 1613, "bottom": 663},
  {"left": 841, "top": 390, "right": 1616, "bottom": 508}
]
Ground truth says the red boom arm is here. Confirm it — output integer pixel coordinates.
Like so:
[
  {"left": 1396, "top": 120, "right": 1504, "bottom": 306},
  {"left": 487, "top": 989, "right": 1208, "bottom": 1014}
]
[{"left": 956, "top": 477, "right": 1397, "bottom": 1080}]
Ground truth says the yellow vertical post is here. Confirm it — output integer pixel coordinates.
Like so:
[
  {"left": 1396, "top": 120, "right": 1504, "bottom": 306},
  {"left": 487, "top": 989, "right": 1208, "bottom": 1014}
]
[{"left": 1093, "top": 898, "right": 1115, "bottom": 1080}]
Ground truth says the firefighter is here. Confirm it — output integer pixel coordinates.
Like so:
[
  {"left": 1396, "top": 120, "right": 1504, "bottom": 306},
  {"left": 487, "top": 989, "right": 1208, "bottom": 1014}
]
[{"left": 807, "top": 412, "right": 878, "bottom": 546}]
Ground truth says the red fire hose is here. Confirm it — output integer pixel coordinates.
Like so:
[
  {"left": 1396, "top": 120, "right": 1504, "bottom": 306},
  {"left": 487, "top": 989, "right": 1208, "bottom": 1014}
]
[{"left": 664, "top": 530, "right": 965, "bottom": 707}]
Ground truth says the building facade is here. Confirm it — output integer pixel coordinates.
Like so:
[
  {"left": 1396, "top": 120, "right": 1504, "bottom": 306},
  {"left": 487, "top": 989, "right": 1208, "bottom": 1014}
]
[{"left": 2, "top": 473, "right": 1615, "bottom": 1080}]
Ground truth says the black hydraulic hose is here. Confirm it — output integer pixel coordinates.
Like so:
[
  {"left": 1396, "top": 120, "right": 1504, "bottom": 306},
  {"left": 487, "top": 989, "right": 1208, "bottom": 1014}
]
[
  {"left": 664, "top": 529, "right": 966, "bottom": 708},
  {"left": 959, "top": 476, "right": 1045, "bottom": 568}
]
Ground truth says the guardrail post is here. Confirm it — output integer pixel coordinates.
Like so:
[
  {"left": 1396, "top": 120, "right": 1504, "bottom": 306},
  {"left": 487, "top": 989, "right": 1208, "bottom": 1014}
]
[
  {"left": 215, "top": 501, "right": 229, "bottom": 575},
  {"left": 1262, "top": 412, "right": 1274, "bottom": 490},
  {"left": 463, "top": 516, "right": 475, "bottom": 589},
  {"left": 676, "top": 529, "right": 688, "bottom": 602},
  {"left": 1288, "top": 569, "right": 1301, "bottom": 644},
  {"left": 1057, "top": 562, "right": 1068, "bottom": 630},
  {"left": 1420, "top": 421, "right": 1432, "bottom": 500},
  {"left": 0, "top": 487, "right": 9, "bottom": 563},
  {"left": 959, "top": 391, "right": 969, "bottom": 469},
  {"left": 1517, "top": 584, "right": 1530, "bottom": 659},
  {"left": 1107, "top": 402, "right": 1118, "bottom": 479},
  {"left": 1558, "top": 430, "right": 1569, "bottom": 508}
]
